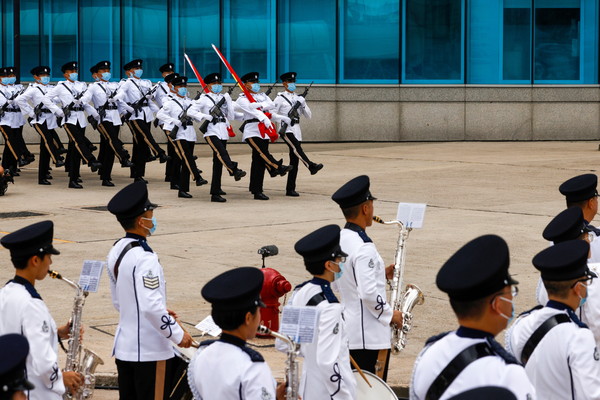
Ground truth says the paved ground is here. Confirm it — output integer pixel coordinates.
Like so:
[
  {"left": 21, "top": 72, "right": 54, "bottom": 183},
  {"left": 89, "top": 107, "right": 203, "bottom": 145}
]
[{"left": 1, "top": 140, "right": 597, "bottom": 399}]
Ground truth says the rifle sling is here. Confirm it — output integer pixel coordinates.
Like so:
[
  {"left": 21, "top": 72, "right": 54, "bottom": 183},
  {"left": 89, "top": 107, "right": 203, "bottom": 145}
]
[{"left": 520, "top": 313, "right": 570, "bottom": 365}]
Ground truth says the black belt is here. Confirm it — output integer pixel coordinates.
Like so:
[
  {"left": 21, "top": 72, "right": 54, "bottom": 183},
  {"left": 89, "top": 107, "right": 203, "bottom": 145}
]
[
  {"left": 245, "top": 118, "right": 260, "bottom": 124},
  {"left": 5, "top": 108, "right": 19, "bottom": 112},
  {"left": 39, "top": 108, "right": 51, "bottom": 113},
  {"left": 69, "top": 106, "right": 84, "bottom": 111},
  {"left": 212, "top": 117, "right": 226, "bottom": 123},
  {"left": 104, "top": 105, "right": 118, "bottom": 110}
]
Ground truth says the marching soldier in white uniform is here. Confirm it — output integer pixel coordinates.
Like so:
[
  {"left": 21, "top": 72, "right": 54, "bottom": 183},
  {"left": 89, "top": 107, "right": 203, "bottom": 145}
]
[
  {"left": 106, "top": 182, "right": 193, "bottom": 399},
  {"left": 193, "top": 72, "right": 246, "bottom": 202},
  {"left": 187, "top": 267, "right": 285, "bottom": 400},
  {"left": 154, "top": 63, "right": 178, "bottom": 184},
  {"left": 0, "top": 334, "right": 36, "bottom": 400},
  {"left": 0, "top": 221, "right": 84, "bottom": 399},
  {"left": 277, "top": 224, "right": 356, "bottom": 399},
  {"left": 273, "top": 72, "right": 322, "bottom": 197},
  {"left": 506, "top": 240, "right": 600, "bottom": 399},
  {"left": 235, "top": 72, "right": 292, "bottom": 200},
  {"left": 0, "top": 67, "right": 29, "bottom": 175},
  {"left": 410, "top": 234, "right": 535, "bottom": 400},
  {"left": 156, "top": 75, "right": 210, "bottom": 198},
  {"left": 155, "top": 72, "right": 180, "bottom": 188},
  {"left": 331, "top": 175, "right": 402, "bottom": 380}
]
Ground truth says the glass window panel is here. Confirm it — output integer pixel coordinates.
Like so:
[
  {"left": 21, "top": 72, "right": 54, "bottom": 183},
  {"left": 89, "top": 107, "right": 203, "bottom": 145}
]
[
  {"left": 340, "top": 0, "right": 399, "bottom": 83},
  {"left": 468, "top": 0, "right": 502, "bottom": 83},
  {"left": 277, "top": 0, "right": 335, "bottom": 83},
  {"left": 503, "top": 0, "right": 531, "bottom": 82},
  {"left": 41, "top": 0, "right": 77, "bottom": 80},
  {"left": 122, "top": 0, "right": 167, "bottom": 81},
  {"left": 80, "top": 0, "right": 120, "bottom": 81},
  {"left": 20, "top": 0, "right": 40, "bottom": 80},
  {"left": 2, "top": 1, "right": 15, "bottom": 68},
  {"left": 403, "top": 0, "right": 463, "bottom": 83},
  {"left": 170, "top": 1, "right": 220, "bottom": 82},
  {"left": 580, "top": 0, "right": 597, "bottom": 83}
]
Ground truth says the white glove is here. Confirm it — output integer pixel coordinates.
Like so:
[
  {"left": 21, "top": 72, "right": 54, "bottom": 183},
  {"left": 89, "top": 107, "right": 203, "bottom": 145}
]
[
  {"left": 204, "top": 114, "right": 214, "bottom": 122},
  {"left": 249, "top": 102, "right": 262, "bottom": 110},
  {"left": 56, "top": 110, "right": 65, "bottom": 119},
  {"left": 92, "top": 112, "right": 100, "bottom": 121},
  {"left": 279, "top": 116, "right": 291, "bottom": 126},
  {"left": 224, "top": 93, "right": 232, "bottom": 101},
  {"left": 124, "top": 105, "right": 135, "bottom": 115},
  {"left": 262, "top": 119, "right": 273, "bottom": 129},
  {"left": 297, "top": 97, "right": 306, "bottom": 106}
]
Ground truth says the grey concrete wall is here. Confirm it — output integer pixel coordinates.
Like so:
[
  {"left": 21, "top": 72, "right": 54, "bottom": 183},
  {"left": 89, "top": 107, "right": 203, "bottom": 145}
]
[{"left": 17, "top": 85, "right": 600, "bottom": 143}]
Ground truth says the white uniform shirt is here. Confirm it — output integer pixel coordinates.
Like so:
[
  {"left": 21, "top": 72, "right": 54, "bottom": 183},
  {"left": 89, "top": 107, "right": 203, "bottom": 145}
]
[
  {"left": 15, "top": 83, "right": 60, "bottom": 129},
  {"left": 87, "top": 80, "right": 128, "bottom": 126},
  {"left": 0, "top": 277, "right": 66, "bottom": 399},
  {"left": 156, "top": 96, "right": 209, "bottom": 142},
  {"left": 153, "top": 81, "right": 171, "bottom": 108},
  {"left": 188, "top": 334, "right": 278, "bottom": 400},
  {"left": 113, "top": 77, "right": 158, "bottom": 122},
  {"left": 505, "top": 302, "right": 600, "bottom": 399},
  {"left": 410, "top": 328, "right": 536, "bottom": 400},
  {"left": 272, "top": 91, "right": 312, "bottom": 141},
  {"left": 235, "top": 92, "right": 285, "bottom": 141},
  {"left": 42, "top": 80, "right": 97, "bottom": 127},
  {"left": 338, "top": 224, "right": 393, "bottom": 349},
  {"left": 0, "top": 84, "right": 26, "bottom": 128},
  {"left": 277, "top": 279, "right": 356, "bottom": 400},
  {"left": 193, "top": 92, "right": 236, "bottom": 140},
  {"left": 107, "top": 234, "right": 184, "bottom": 361}
]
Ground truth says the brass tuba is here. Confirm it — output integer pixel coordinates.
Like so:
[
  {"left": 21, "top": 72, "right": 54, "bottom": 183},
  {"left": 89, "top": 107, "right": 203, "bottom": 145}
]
[
  {"left": 49, "top": 270, "right": 104, "bottom": 399},
  {"left": 373, "top": 216, "right": 425, "bottom": 354}
]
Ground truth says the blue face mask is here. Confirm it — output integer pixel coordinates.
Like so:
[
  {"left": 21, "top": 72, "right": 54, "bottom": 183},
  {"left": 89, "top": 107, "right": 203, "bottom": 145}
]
[
  {"left": 251, "top": 83, "right": 260, "bottom": 92},
  {"left": 101, "top": 72, "right": 111, "bottom": 81},
  {"left": 287, "top": 83, "right": 296, "bottom": 92},
  {"left": 331, "top": 261, "right": 344, "bottom": 281},
  {"left": 2, "top": 77, "right": 15, "bottom": 85},
  {"left": 141, "top": 216, "right": 157, "bottom": 236},
  {"left": 178, "top": 87, "right": 188, "bottom": 97},
  {"left": 211, "top": 84, "right": 223, "bottom": 94},
  {"left": 39, "top": 76, "right": 51, "bottom": 85},
  {"left": 134, "top": 69, "right": 143, "bottom": 78},
  {"left": 69, "top": 73, "right": 78, "bottom": 81},
  {"left": 578, "top": 283, "right": 588, "bottom": 308}
]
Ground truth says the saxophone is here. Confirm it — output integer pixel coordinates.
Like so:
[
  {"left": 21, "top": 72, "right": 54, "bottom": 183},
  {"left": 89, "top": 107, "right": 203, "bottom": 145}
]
[
  {"left": 49, "top": 270, "right": 104, "bottom": 400},
  {"left": 258, "top": 325, "right": 300, "bottom": 400},
  {"left": 373, "top": 216, "right": 425, "bottom": 354}
]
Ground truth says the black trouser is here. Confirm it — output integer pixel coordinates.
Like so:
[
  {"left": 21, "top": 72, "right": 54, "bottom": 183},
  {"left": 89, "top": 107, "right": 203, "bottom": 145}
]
[
  {"left": 0, "top": 125, "right": 20, "bottom": 171},
  {"left": 246, "top": 137, "right": 279, "bottom": 194},
  {"left": 281, "top": 132, "right": 311, "bottom": 192},
  {"left": 127, "top": 118, "right": 165, "bottom": 158},
  {"left": 98, "top": 121, "right": 130, "bottom": 180},
  {"left": 173, "top": 139, "right": 200, "bottom": 193},
  {"left": 115, "top": 357, "right": 178, "bottom": 400},
  {"left": 165, "top": 132, "right": 176, "bottom": 181},
  {"left": 33, "top": 122, "right": 63, "bottom": 180},
  {"left": 205, "top": 136, "right": 236, "bottom": 195},
  {"left": 349, "top": 349, "right": 391, "bottom": 382},
  {"left": 13, "top": 125, "right": 32, "bottom": 158},
  {"left": 64, "top": 123, "right": 97, "bottom": 181},
  {"left": 127, "top": 120, "right": 151, "bottom": 179}
]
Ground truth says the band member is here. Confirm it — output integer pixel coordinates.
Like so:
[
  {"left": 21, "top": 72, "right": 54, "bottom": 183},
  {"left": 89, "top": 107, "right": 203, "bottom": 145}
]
[
  {"left": 187, "top": 267, "right": 285, "bottom": 399},
  {"left": 154, "top": 72, "right": 180, "bottom": 188},
  {"left": 114, "top": 59, "right": 169, "bottom": 183},
  {"left": 42, "top": 61, "right": 102, "bottom": 188},
  {"left": 235, "top": 72, "right": 292, "bottom": 200},
  {"left": 87, "top": 61, "right": 134, "bottom": 187},
  {"left": 156, "top": 75, "right": 209, "bottom": 198},
  {"left": 277, "top": 224, "right": 356, "bottom": 399},
  {"left": 331, "top": 175, "right": 402, "bottom": 380},
  {"left": 506, "top": 240, "right": 600, "bottom": 398},
  {"left": 15, "top": 66, "right": 66, "bottom": 185},
  {"left": 559, "top": 174, "right": 600, "bottom": 235},
  {"left": 106, "top": 181, "right": 193, "bottom": 399},
  {"left": 0, "top": 221, "right": 84, "bottom": 399},
  {"left": 410, "top": 235, "right": 535, "bottom": 399},
  {"left": 0, "top": 67, "right": 27, "bottom": 175},
  {"left": 273, "top": 72, "right": 323, "bottom": 197},
  {"left": 0, "top": 334, "right": 35, "bottom": 400},
  {"left": 194, "top": 72, "right": 247, "bottom": 202}
]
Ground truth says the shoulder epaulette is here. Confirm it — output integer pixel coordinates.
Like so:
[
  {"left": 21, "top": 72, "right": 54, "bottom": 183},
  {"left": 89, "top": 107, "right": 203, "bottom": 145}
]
[
  {"left": 518, "top": 304, "right": 543, "bottom": 318},
  {"left": 294, "top": 280, "right": 311, "bottom": 290},
  {"left": 199, "top": 339, "right": 218, "bottom": 348},
  {"left": 487, "top": 337, "right": 520, "bottom": 365},
  {"left": 240, "top": 346, "right": 264, "bottom": 362},
  {"left": 425, "top": 331, "right": 451, "bottom": 345},
  {"left": 138, "top": 240, "right": 153, "bottom": 252}
]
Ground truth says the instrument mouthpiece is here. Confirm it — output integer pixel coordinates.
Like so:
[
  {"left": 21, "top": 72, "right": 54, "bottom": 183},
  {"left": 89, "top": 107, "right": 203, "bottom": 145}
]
[
  {"left": 48, "top": 270, "right": 62, "bottom": 279},
  {"left": 257, "top": 325, "right": 271, "bottom": 335},
  {"left": 373, "top": 216, "right": 385, "bottom": 224}
]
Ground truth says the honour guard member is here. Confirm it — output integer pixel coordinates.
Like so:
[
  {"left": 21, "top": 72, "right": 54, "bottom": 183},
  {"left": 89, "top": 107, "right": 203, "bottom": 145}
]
[
  {"left": 156, "top": 72, "right": 179, "bottom": 187},
  {"left": 114, "top": 59, "right": 169, "bottom": 183},
  {"left": 87, "top": 61, "right": 134, "bottom": 186},
  {"left": 235, "top": 72, "right": 292, "bottom": 200},
  {"left": 106, "top": 181, "right": 193, "bottom": 399},
  {"left": 410, "top": 235, "right": 535, "bottom": 399},
  {"left": 273, "top": 72, "right": 323, "bottom": 197},
  {"left": 153, "top": 63, "right": 176, "bottom": 108},
  {"left": 0, "top": 67, "right": 27, "bottom": 175},
  {"left": 194, "top": 72, "right": 247, "bottom": 202},
  {"left": 156, "top": 75, "right": 210, "bottom": 198},
  {"left": 277, "top": 224, "right": 356, "bottom": 399},
  {"left": 0, "top": 221, "right": 84, "bottom": 399},
  {"left": 331, "top": 175, "right": 402, "bottom": 380},
  {"left": 0, "top": 334, "right": 35, "bottom": 400},
  {"left": 559, "top": 174, "right": 600, "bottom": 235},
  {"left": 187, "top": 267, "right": 285, "bottom": 400},
  {"left": 42, "top": 61, "right": 102, "bottom": 188},
  {"left": 506, "top": 240, "right": 600, "bottom": 399},
  {"left": 15, "top": 66, "right": 66, "bottom": 185}
]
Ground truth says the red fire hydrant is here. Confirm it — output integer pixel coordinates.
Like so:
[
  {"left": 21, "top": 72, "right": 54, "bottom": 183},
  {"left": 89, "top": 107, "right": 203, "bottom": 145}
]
[{"left": 256, "top": 245, "right": 292, "bottom": 337}]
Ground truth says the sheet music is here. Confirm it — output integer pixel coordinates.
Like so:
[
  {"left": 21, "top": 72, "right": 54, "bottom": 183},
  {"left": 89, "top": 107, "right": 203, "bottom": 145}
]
[
  {"left": 195, "top": 315, "right": 222, "bottom": 337},
  {"left": 396, "top": 203, "right": 427, "bottom": 228},
  {"left": 280, "top": 306, "right": 319, "bottom": 343},
  {"left": 78, "top": 260, "right": 105, "bottom": 292}
]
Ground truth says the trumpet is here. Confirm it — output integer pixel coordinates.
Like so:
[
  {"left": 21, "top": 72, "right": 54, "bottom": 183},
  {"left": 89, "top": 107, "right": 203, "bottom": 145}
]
[
  {"left": 373, "top": 216, "right": 425, "bottom": 354},
  {"left": 258, "top": 325, "right": 300, "bottom": 400}
]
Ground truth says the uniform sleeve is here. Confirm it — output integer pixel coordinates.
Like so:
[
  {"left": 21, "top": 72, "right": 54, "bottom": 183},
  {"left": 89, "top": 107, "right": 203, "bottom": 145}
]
[
  {"left": 568, "top": 329, "right": 600, "bottom": 399},
  {"left": 300, "top": 101, "right": 312, "bottom": 119},
  {"left": 272, "top": 95, "right": 284, "bottom": 114},
  {"left": 15, "top": 88, "right": 34, "bottom": 118},
  {"left": 113, "top": 81, "right": 130, "bottom": 103},
  {"left": 80, "top": 88, "right": 99, "bottom": 119},
  {"left": 241, "top": 362, "right": 277, "bottom": 400},
  {"left": 236, "top": 96, "right": 269, "bottom": 122},
  {"left": 135, "top": 254, "right": 184, "bottom": 345},
  {"left": 22, "top": 300, "right": 65, "bottom": 395},
  {"left": 316, "top": 304, "right": 351, "bottom": 397},
  {"left": 156, "top": 102, "right": 178, "bottom": 128},
  {"left": 260, "top": 96, "right": 276, "bottom": 112},
  {"left": 42, "top": 85, "right": 64, "bottom": 114},
  {"left": 187, "top": 105, "right": 211, "bottom": 123},
  {"left": 354, "top": 247, "right": 393, "bottom": 325}
]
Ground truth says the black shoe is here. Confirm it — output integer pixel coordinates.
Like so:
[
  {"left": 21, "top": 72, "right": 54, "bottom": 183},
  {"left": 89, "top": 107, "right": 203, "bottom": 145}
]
[
  {"left": 233, "top": 169, "right": 247, "bottom": 181},
  {"left": 147, "top": 155, "right": 157, "bottom": 162},
  {"left": 217, "top": 190, "right": 227, "bottom": 196},
  {"left": 69, "top": 181, "right": 83, "bottom": 189},
  {"left": 178, "top": 190, "right": 193, "bottom": 198},
  {"left": 253, "top": 192, "right": 269, "bottom": 200},
  {"left": 76, "top": 178, "right": 83, "bottom": 183},
  {"left": 121, "top": 159, "right": 135, "bottom": 168},
  {"left": 58, "top": 148, "right": 68, "bottom": 154},
  {"left": 286, "top": 190, "right": 299, "bottom": 197},
  {"left": 267, "top": 167, "right": 279, "bottom": 178},
  {"left": 11, "top": 171, "right": 20, "bottom": 177},
  {"left": 279, "top": 164, "right": 293, "bottom": 176},
  {"left": 18, "top": 159, "right": 28, "bottom": 167},
  {"left": 309, "top": 163, "right": 323, "bottom": 175},
  {"left": 211, "top": 194, "right": 227, "bottom": 203},
  {"left": 90, "top": 162, "right": 102, "bottom": 173},
  {"left": 45, "top": 174, "right": 53, "bottom": 180},
  {"left": 159, "top": 153, "right": 170, "bottom": 163},
  {"left": 56, "top": 160, "right": 65, "bottom": 168},
  {"left": 195, "top": 176, "right": 208, "bottom": 186},
  {"left": 164, "top": 176, "right": 171, "bottom": 182},
  {"left": 102, "top": 180, "right": 115, "bottom": 187},
  {"left": 90, "top": 145, "right": 98, "bottom": 151},
  {"left": 38, "top": 179, "right": 51, "bottom": 185},
  {"left": 134, "top": 177, "right": 148, "bottom": 183},
  {"left": 170, "top": 183, "right": 180, "bottom": 190},
  {"left": 193, "top": 155, "right": 198, "bottom": 160}
]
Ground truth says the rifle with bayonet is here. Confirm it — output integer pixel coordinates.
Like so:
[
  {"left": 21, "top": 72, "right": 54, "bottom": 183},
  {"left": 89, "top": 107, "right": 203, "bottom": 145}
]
[
  {"left": 124, "top": 85, "right": 158, "bottom": 120},
  {"left": 169, "top": 104, "right": 194, "bottom": 140},
  {"left": 56, "top": 89, "right": 86, "bottom": 126},
  {"left": 28, "top": 102, "right": 44, "bottom": 125},
  {"left": 278, "top": 81, "right": 313, "bottom": 136},
  {"left": 199, "top": 86, "right": 236, "bottom": 134},
  {"left": 264, "top": 80, "right": 278, "bottom": 97},
  {"left": 98, "top": 88, "right": 118, "bottom": 122}
]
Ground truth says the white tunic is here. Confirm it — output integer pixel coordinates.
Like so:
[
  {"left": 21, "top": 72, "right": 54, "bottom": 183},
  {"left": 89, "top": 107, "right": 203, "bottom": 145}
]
[
  {"left": 113, "top": 77, "right": 158, "bottom": 122},
  {"left": 410, "top": 329, "right": 535, "bottom": 400},
  {"left": 277, "top": 279, "right": 356, "bottom": 400},
  {"left": 505, "top": 303, "right": 600, "bottom": 399},
  {"left": 86, "top": 80, "right": 130, "bottom": 126},
  {"left": 152, "top": 81, "right": 171, "bottom": 108},
  {"left": 235, "top": 92, "right": 285, "bottom": 141},
  {"left": 107, "top": 235, "right": 184, "bottom": 361},
  {"left": 0, "top": 84, "right": 27, "bottom": 128},
  {"left": 193, "top": 92, "right": 236, "bottom": 140},
  {"left": 42, "top": 80, "right": 97, "bottom": 127},
  {"left": 338, "top": 225, "right": 393, "bottom": 349},
  {"left": 15, "top": 83, "right": 60, "bottom": 129},
  {"left": 0, "top": 278, "right": 66, "bottom": 400},
  {"left": 187, "top": 335, "right": 277, "bottom": 400},
  {"left": 156, "top": 96, "right": 209, "bottom": 142},
  {"left": 272, "top": 91, "right": 312, "bottom": 141}
]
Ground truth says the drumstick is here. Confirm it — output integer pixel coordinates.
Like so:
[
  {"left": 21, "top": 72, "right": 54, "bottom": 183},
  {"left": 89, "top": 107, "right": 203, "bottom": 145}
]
[
  {"left": 176, "top": 319, "right": 200, "bottom": 348},
  {"left": 350, "top": 356, "right": 372, "bottom": 388}
]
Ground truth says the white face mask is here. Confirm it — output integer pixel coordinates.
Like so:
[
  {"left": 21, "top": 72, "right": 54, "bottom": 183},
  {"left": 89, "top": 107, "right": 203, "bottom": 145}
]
[{"left": 497, "top": 296, "right": 515, "bottom": 324}]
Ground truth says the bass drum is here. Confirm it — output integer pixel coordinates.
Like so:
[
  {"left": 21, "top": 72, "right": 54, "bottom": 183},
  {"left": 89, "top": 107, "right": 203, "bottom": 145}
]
[
  {"left": 169, "top": 345, "right": 198, "bottom": 400},
  {"left": 353, "top": 370, "right": 398, "bottom": 400}
]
